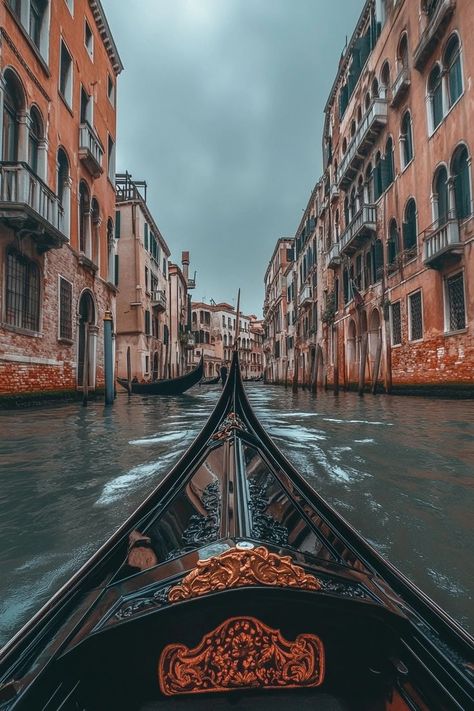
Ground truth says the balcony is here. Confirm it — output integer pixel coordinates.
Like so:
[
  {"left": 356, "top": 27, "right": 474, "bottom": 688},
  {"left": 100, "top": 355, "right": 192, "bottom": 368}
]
[
  {"left": 391, "top": 66, "right": 411, "bottom": 107},
  {"left": 299, "top": 284, "right": 312, "bottom": 307},
  {"left": 187, "top": 277, "right": 196, "bottom": 289},
  {"left": 339, "top": 204, "right": 377, "bottom": 256},
  {"left": 338, "top": 100, "right": 388, "bottom": 189},
  {"left": 327, "top": 241, "right": 341, "bottom": 269},
  {"left": 151, "top": 289, "right": 167, "bottom": 311},
  {"left": 423, "top": 217, "right": 463, "bottom": 269},
  {"left": 0, "top": 162, "right": 66, "bottom": 251},
  {"left": 414, "top": 0, "right": 456, "bottom": 71},
  {"left": 79, "top": 123, "right": 104, "bottom": 178}
]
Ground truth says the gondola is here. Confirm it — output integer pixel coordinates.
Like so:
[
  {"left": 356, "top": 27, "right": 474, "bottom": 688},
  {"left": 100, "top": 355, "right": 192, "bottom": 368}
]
[
  {"left": 0, "top": 350, "right": 473, "bottom": 710},
  {"left": 117, "top": 356, "right": 204, "bottom": 395},
  {"left": 200, "top": 374, "right": 220, "bottom": 385}
]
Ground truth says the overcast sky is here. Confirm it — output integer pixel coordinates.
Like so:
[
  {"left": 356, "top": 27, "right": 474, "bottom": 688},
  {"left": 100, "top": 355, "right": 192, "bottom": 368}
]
[{"left": 101, "top": 0, "right": 363, "bottom": 316}]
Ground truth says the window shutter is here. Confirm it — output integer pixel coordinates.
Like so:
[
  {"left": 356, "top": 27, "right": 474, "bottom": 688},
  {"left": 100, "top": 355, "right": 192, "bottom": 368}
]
[
  {"left": 114, "top": 254, "right": 119, "bottom": 286},
  {"left": 115, "top": 210, "right": 121, "bottom": 239},
  {"left": 144, "top": 223, "right": 149, "bottom": 251}
]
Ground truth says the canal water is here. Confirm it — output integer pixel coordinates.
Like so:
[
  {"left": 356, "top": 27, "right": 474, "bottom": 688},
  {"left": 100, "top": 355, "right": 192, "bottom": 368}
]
[{"left": 0, "top": 384, "right": 473, "bottom": 644}]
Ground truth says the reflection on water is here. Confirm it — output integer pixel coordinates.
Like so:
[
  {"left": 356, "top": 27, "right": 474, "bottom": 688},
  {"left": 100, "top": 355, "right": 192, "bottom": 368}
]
[{"left": 0, "top": 384, "right": 473, "bottom": 643}]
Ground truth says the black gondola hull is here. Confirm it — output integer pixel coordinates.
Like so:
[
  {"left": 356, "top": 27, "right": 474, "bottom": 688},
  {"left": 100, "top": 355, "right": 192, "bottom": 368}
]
[{"left": 117, "top": 357, "right": 204, "bottom": 395}]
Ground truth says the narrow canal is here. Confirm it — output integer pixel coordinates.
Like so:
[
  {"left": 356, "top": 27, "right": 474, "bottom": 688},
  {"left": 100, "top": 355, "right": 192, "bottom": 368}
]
[{"left": 0, "top": 384, "right": 473, "bottom": 644}]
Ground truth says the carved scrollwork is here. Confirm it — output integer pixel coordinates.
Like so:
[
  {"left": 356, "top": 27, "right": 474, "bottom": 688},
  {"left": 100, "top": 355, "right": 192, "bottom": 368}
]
[
  {"left": 168, "top": 545, "right": 321, "bottom": 602},
  {"left": 248, "top": 477, "right": 289, "bottom": 546},
  {"left": 158, "top": 616, "right": 325, "bottom": 696},
  {"left": 165, "top": 480, "right": 221, "bottom": 561},
  {"left": 210, "top": 412, "right": 247, "bottom": 441}
]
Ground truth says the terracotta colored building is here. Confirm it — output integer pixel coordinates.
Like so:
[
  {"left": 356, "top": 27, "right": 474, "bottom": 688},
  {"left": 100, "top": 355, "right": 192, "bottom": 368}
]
[
  {"left": 114, "top": 173, "right": 170, "bottom": 382},
  {"left": 168, "top": 252, "right": 195, "bottom": 377},
  {"left": 265, "top": 0, "right": 474, "bottom": 395},
  {"left": 0, "top": 0, "right": 122, "bottom": 401}
]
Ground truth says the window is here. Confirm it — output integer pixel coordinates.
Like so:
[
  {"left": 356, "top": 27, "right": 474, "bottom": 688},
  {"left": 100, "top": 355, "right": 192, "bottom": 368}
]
[
  {"left": 144, "top": 223, "right": 149, "bottom": 251},
  {"left": 80, "top": 87, "right": 92, "bottom": 124},
  {"left": 445, "top": 272, "right": 466, "bottom": 332},
  {"left": 79, "top": 181, "right": 90, "bottom": 255},
  {"left": 408, "top": 291, "right": 423, "bottom": 341},
  {"left": 30, "top": 0, "right": 47, "bottom": 50},
  {"left": 433, "top": 165, "right": 449, "bottom": 226},
  {"left": 388, "top": 219, "right": 399, "bottom": 265},
  {"left": 59, "top": 277, "right": 72, "bottom": 340},
  {"left": 107, "top": 134, "right": 116, "bottom": 182},
  {"left": 374, "top": 238, "right": 384, "bottom": 281},
  {"left": 401, "top": 111, "right": 413, "bottom": 167},
  {"left": 107, "top": 74, "right": 115, "bottom": 106},
  {"left": 383, "top": 137, "right": 394, "bottom": 190},
  {"left": 115, "top": 211, "right": 121, "bottom": 239},
  {"left": 65, "top": 0, "right": 73, "bottom": 14},
  {"left": 8, "top": 0, "right": 21, "bottom": 17},
  {"left": 2, "top": 70, "right": 24, "bottom": 162},
  {"left": 145, "top": 355, "right": 150, "bottom": 374},
  {"left": 428, "top": 64, "right": 443, "bottom": 131},
  {"left": 452, "top": 145, "right": 471, "bottom": 220},
  {"left": 145, "top": 310, "right": 151, "bottom": 336},
  {"left": 59, "top": 40, "right": 73, "bottom": 107},
  {"left": 390, "top": 301, "right": 402, "bottom": 345},
  {"left": 28, "top": 107, "right": 43, "bottom": 175},
  {"left": 145, "top": 266, "right": 149, "bottom": 292},
  {"left": 403, "top": 199, "right": 417, "bottom": 253},
  {"left": 84, "top": 20, "right": 93, "bottom": 58},
  {"left": 444, "top": 35, "right": 462, "bottom": 107},
  {"left": 5, "top": 250, "right": 40, "bottom": 331}
]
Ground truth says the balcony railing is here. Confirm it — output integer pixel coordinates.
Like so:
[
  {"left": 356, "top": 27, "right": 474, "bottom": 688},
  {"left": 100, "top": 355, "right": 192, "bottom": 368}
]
[
  {"left": 414, "top": 0, "right": 456, "bottom": 71},
  {"left": 299, "top": 284, "right": 312, "bottom": 306},
  {"left": 338, "top": 100, "right": 388, "bottom": 188},
  {"left": 187, "top": 277, "right": 196, "bottom": 289},
  {"left": 79, "top": 123, "right": 104, "bottom": 178},
  {"left": 0, "top": 161, "right": 66, "bottom": 249},
  {"left": 423, "top": 217, "right": 462, "bottom": 268},
  {"left": 391, "top": 66, "right": 411, "bottom": 107},
  {"left": 339, "top": 204, "right": 377, "bottom": 256},
  {"left": 327, "top": 240, "right": 341, "bottom": 269},
  {"left": 151, "top": 289, "right": 167, "bottom": 310}
]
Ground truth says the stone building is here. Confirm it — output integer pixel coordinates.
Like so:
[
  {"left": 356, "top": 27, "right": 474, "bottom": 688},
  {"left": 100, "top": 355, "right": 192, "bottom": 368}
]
[
  {"left": 191, "top": 301, "right": 263, "bottom": 379},
  {"left": 114, "top": 173, "right": 170, "bottom": 382},
  {"left": 0, "top": 0, "right": 122, "bottom": 401},
  {"left": 263, "top": 238, "right": 294, "bottom": 383},
  {"left": 168, "top": 252, "right": 195, "bottom": 377},
  {"left": 265, "top": 0, "right": 474, "bottom": 394}
]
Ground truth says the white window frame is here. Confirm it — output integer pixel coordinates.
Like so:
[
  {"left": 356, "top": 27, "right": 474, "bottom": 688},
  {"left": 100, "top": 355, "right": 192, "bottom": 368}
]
[
  {"left": 57, "top": 274, "right": 73, "bottom": 342},
  {"left": 443, "top": 269, "right": 467, "bottom": 334},
  {"left": 408, "top": 290, "right": 423, "bottom": 342},
  {"left": 84, "top": 18, "right": 94, "bottom": 59}
]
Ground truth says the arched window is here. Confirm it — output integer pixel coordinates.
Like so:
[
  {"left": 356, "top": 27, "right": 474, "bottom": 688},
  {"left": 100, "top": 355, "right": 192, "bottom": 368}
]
[
  {"left": 91, "top": 198, "right": 100, "bottom": 266},
  {"left": 2, "top": 69, "right": 25, "bottom": 162},
  {"left": 398, "top": 33, "right": 409, "bottom": 69},
  {"left": 344, "top": 196, "right": 350, "bottom": 227},
  {"left": 5, "top": 249, "right": 40, "bottom": 331},
  {"left": 433, "top": 165, "right": 449, "bottom": 226},
  {"left": 342, "top": 137, "right": 347, "bottom": 154},
  {"left": 365, "top": 162, "right": 374, "bottom": 203},
  {"left": 334, "top": 209, "right": 340, "bottom": 241},
  {"left": 380, "top": 61, "right": 391, "bottom": 95},
  {"left": 79, "top": 181, "right": 90, "bottom": 255},
  {"left": 343, "top": 268, "right": 350, "bottom": 304},
  {"left": 444, "top": 34, "right": 463, "bottom": 108},
  {"left": 57, "top": 148, "right": 70, "bottom": 239},
  {"left": 374, "top": 238, "right": 384, "bottom": 281},
  {"left": 28, "top": 106, "right": 43, "bottom": 175},
  {"left": 365, "top": 92, "right": 371, "bottom": 111},
  {"left": 107, "top": 217, "right": 115, "bottom": 283},
  {"left": 388, "top": 219, "right": 399, "bottom": 265},
  {"left": 403, "top": 198, "right": 417, "bottom": 252},
  {"left": 357, "top": 175, "right": 364, "bottom": 209},
  {"left": 365, "top": 251, "right": 373, "bottom": 286},
  {"left": 350, "top": 120, "right": 356, "bottom": 138},
  {"left": 384, "top": 137, "right": 394, "bottom": 189},
  {"left": 428, "top": 64, "right": 443, "bottom": 131},
  {"left": 452, "top": 145, "right": 471, "bottom": 220},
  {"left": 357, "top": 106, "right": 362, "bottom": 123},
  {"left": 371, "top": 78, "right": 379, "bottom": 99},
  {"left": 350, "top": 187, "right": 357, "bottom": 219},
  {"left": 374, "top": 151, "right": 383, "bottom": 200},
  {"left": 401, "top": 111, "right": 413, "bottom": 167}
]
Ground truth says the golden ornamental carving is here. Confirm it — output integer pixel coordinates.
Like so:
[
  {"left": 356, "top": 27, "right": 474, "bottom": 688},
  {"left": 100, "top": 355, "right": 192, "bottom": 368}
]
[
  {"left": 168, "top": 545, "right": 321, "bottom": 602},
  {"left": 158, "top": 616, "right": 325, "bottom": 696}
]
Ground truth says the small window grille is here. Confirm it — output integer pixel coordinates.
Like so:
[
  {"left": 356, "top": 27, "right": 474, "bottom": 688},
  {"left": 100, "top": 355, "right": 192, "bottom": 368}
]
[
  {"left": 446, "top": 273, "right": 466, "bottom": 331},
  {"left": 409, "top": 291, "right": 423, "bottom": 341},
  {"left": 59, "top": 277, "right": 72, "bottom": 340},
  {"left": 6, "top": 251, "right": 40, "bottom": 331},
  {"left": 391, "top": 301, "right": 402, "bottom": 345}
]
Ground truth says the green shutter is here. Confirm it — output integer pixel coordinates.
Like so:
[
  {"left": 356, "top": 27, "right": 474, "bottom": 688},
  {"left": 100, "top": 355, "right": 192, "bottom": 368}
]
[
  {"left": 144, "top": 223, "right": 149, "bottom": 251},
  {"left": 114, "top": 254, "right": 119, "bottom": 286},
  {"left": 115, "top": 211, "right": 121, "bottom": 239}
]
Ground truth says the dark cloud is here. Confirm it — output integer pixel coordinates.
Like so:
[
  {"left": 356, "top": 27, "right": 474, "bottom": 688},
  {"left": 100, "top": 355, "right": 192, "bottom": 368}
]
[{"left": 102, "top": 0, "right": 363, "bottom": 314}]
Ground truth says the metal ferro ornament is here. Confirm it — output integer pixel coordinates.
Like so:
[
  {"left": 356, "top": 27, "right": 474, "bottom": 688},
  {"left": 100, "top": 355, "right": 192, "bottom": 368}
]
[
  {"left": 167, "top": 545, "right": 321, "bottom": 602},
  {"left": 158, "top": 616, "right": 325, "bottom": 695}
]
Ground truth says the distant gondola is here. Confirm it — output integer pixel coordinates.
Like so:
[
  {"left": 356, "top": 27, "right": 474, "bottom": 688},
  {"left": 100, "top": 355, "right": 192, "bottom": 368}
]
[
  {"left": 0, "top": 350, "right": 473, "bottom": 710},
  {"left": 117, "top": 356, "right": 204, "bottom": 395},
  {"left": 200, "top": 374, "right": 220, "bottom": 385}
]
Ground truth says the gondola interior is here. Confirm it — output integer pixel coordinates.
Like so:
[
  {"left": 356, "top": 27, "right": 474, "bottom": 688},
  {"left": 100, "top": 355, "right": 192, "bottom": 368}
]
[{"left": 0, "top": 353, "right": 472, "bottom": 711}]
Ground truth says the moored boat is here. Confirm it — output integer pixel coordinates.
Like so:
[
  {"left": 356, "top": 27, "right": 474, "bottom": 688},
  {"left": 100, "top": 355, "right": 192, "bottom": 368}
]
[
  {"left": 0, "top": 351, "right": 473, "bottom": 710},
  {"left": 117, "top": 356, "right": 204, "bottom": 395},
  {"left": 200, "top": 374, "right": 220, "bottom": 385}
]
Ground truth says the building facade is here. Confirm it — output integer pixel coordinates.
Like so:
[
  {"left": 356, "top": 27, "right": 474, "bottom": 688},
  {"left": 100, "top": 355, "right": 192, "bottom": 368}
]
[
  {"left": 0, "top": 0, "right": 122, "bottom": 401},
  {"left": 265, "top": 0, "right": 474, "bottom": 394},
  {"left": 168, "top": 252, "right": 195, "bottom": 377},
  {"left": 114, "top": 173, "right": 170, "bottom": 382},
  {"left": 263, "top": 238, "right": 294, "bottom": 383}
]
